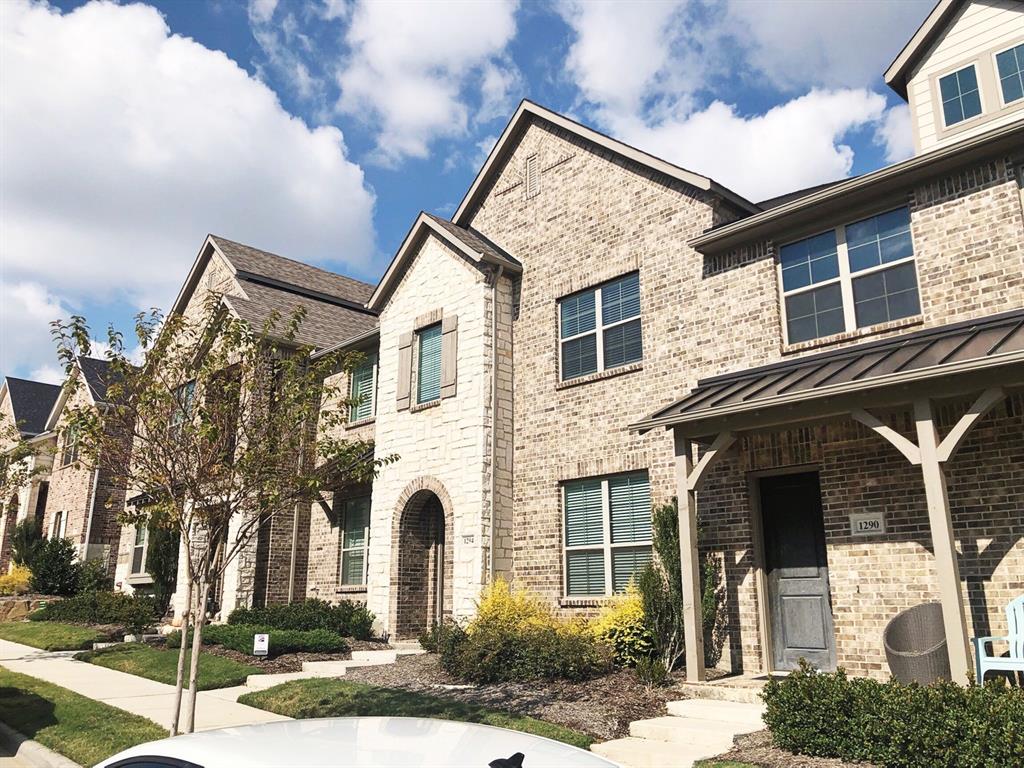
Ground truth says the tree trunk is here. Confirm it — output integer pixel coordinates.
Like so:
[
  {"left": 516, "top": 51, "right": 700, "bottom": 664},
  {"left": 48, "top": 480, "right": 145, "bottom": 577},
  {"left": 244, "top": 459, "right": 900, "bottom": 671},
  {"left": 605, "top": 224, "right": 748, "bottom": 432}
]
[
  {"left": 184, "top": 577, "right": 211, "bottom": 734},
  {"left": 169, "top": 569, "right": 193, "bottom": 736}
]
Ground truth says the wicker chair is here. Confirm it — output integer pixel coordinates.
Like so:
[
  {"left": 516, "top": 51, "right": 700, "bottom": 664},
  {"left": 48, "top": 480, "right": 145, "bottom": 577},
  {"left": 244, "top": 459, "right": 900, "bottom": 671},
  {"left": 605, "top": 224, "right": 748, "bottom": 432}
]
[{"left": 884, "top": 602, "right": 951, "bottom": 685}]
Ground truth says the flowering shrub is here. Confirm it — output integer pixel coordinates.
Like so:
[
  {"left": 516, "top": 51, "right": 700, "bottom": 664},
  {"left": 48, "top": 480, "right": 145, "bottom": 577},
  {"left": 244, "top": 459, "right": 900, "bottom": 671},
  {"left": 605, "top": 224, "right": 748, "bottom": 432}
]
[
  {"left": 0, "top": 564, "right": 31, "bottom": 596},
  {"left": 590, "top": 586, "right": 655, "bottom": 667}
]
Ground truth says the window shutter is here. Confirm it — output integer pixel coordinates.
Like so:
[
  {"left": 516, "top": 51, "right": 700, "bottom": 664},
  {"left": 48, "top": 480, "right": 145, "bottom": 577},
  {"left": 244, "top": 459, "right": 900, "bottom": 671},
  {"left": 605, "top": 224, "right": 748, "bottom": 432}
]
[
  {"left": 440, "top": 314, "right": 458, "bottom": 399},
  {"left": 609, "top": 472, "right": 651, "bottom": 543},
  {"left": 396, "top": 332, "right": 413, "bottom": 410}
]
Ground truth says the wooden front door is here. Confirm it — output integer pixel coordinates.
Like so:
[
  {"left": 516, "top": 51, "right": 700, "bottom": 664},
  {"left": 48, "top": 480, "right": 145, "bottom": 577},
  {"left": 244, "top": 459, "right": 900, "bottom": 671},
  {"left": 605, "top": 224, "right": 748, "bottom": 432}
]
[{"left": 760, "top": 472, "right": 836, "bottom": 671}]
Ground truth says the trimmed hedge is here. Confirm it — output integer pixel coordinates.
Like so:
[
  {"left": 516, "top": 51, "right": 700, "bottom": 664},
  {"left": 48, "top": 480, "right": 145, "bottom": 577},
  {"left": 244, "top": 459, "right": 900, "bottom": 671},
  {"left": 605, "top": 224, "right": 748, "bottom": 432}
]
[
  {"left": 763, "top": 661, "right": 1024, "bottom": 768},
  {"left": 167, "top": 623, "right": 348, "bottom": 656},
  {"left": 30, "top": 591, "right": 157, "bottom": 635},
  {"left": 227, "top": 598, "right": 374, "bottom": 640}
]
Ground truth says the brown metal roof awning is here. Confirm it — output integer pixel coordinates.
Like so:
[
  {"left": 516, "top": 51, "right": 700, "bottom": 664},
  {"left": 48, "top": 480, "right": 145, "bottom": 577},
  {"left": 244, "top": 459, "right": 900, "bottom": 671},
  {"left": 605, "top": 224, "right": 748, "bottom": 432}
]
[{"left": 632, "top": 309, "right": 1024, "bottom": 438}]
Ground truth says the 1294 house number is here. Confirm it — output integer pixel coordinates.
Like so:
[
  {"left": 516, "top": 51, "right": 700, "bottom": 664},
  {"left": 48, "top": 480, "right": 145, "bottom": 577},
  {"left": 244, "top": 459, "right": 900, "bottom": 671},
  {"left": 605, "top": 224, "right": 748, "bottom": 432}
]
[{"left": 849, "top": 512, "right": 886, "bottom": 537}]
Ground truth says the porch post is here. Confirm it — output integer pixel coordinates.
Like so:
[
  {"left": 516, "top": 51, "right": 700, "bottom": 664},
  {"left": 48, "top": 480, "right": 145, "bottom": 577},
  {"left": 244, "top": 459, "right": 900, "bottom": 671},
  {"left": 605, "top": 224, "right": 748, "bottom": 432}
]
[
  {"left": 674, "top": 428, "right": 706, "bottom": 682},
  {"left": 913, "top": 398, "right": 971, "bottom": 684}
]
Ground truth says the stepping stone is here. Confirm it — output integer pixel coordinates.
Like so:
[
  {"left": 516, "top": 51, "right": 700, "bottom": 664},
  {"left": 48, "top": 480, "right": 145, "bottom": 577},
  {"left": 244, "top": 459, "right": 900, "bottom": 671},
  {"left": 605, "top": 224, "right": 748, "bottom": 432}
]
[
  {"left": 350, "top": 650, "right": 398, "bottom": 663},
  {"left": 591, "top": 737, "right": 709, "bottom": 768},
  {"left": 629, "top": 716, "right": 740, "bottom": 750},
  {"left": 666, "top": 698, "right": 765, "bottom": 730}
]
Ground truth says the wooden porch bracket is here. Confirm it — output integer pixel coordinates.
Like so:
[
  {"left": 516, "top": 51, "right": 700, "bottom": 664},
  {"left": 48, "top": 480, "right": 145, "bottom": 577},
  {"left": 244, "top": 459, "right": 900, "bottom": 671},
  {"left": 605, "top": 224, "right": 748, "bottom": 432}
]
[
  {"left": 936, "top": 387, "right": 1005, "bottom": 463},
  {"left": 851, "top": 408, "right": 921, "bottom": 465},
  {"left": 674, "top": 429, "right": 736, "bottom": 683}
]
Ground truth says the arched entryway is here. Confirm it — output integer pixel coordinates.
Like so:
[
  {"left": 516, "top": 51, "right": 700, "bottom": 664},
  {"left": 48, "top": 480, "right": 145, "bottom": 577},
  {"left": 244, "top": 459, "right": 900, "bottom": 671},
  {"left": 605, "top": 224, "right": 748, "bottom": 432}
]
[{"left": 392, "top": 479, "right": 454, "bottom": 639}]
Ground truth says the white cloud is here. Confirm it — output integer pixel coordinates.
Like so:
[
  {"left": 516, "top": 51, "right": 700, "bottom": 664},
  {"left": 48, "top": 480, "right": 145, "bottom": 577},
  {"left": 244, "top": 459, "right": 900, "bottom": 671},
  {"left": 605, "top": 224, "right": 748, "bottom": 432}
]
[
  {"left": 335, "top": 0, "right": 519, "bottom": 165},
  {"left": 0, "top": 282, "right": 70, "bottom": 381},
  {"left": 247, "top": 0, "right": 278, "bottom": 25},
  {"left": 875, "top": 103, "right": 915, "bottom": 163},
  {"left": 28, "top": 365, "right": 65, "bottom": 386},
  {"left": 616, "top": 89, "right": 888, "bottom": 202},
  {"left": 1, "top": 0, "right": 376, "bottom": 374}
]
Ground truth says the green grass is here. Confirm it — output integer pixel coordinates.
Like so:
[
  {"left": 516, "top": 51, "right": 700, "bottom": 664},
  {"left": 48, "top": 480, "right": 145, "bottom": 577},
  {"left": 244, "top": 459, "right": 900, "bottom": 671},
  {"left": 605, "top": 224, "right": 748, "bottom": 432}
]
[
  {"left": 0, "top": 621, "right": 105, "bottom": 651},
  {"left": 238, "top": 678, "right": 593, "bottom": 749},
  {"left": 0, "top": 665, "right": 166, "bottom": 766},
  {"left": 75, "top": 642, "right": 263, "bottom": 690}
]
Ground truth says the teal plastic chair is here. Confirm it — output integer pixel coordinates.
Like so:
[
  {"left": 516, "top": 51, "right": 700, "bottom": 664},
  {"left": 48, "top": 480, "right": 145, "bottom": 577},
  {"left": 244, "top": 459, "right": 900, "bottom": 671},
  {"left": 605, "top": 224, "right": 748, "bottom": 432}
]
[{"left": 973, "top": 595, "right": 1024, "bottom": 684}]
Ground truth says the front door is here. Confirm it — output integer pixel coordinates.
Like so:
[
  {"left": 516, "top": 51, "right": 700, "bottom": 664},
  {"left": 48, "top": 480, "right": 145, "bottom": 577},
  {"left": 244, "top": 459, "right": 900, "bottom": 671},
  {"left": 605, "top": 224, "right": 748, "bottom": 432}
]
[{"left": 760, "top": 472, "right": 836, "bottom": 671}]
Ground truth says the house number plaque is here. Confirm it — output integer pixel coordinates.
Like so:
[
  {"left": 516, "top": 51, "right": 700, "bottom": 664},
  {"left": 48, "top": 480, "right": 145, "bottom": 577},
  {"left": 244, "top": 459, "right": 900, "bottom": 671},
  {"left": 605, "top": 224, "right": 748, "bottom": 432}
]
[{"left": 849, "top": 512, "right": 886, "bottom": 537}]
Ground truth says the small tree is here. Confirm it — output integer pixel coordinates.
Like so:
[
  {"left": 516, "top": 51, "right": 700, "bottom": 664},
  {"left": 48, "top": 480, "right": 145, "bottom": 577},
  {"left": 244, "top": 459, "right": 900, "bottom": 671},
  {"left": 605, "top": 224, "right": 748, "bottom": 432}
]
[
  {"left": 145, "top": 521, "right": 179, "bottom": 617},
  {"left": 10, "top": 519, "right": 43, "bottom": 569},
  {"left": 53, "top": 295, "right": 392, "bottom": 734}
]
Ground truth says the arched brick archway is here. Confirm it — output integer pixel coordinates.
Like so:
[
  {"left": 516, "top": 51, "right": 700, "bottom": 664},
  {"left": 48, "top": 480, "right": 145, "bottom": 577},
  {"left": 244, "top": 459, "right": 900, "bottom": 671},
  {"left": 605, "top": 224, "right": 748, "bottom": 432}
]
[{"left": 390, "top": 477, "right": 454, "bottom": 639}]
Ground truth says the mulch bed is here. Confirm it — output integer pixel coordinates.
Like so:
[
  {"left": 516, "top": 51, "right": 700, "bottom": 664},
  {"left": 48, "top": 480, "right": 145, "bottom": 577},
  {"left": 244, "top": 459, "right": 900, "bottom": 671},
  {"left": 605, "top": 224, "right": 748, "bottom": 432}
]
[
  {"left": 707, "top": 730, "right": 875, "bottom": 768},
  {"left": 148, "top": 635, "right": 391, "bottom": 674},
  {"left": 342, "top": 652, "right": 684, "bottom": 742}
]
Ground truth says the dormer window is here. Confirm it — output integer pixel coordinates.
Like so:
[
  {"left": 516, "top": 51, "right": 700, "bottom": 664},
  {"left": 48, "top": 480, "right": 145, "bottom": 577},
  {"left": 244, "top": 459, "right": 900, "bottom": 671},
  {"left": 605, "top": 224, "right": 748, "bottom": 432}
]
[
  {"left": 939, "top": 64, "right": 983, "bottom": 127},
  {"left": 996, "top": 43, "right": 1024, "bottom": 106}
]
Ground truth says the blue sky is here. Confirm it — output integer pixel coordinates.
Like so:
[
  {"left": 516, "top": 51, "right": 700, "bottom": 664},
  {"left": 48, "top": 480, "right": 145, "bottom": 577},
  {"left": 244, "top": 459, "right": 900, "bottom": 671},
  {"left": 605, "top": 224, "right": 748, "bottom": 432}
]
[{"left": 1, "top": 0, "right": 933, "bottom": 382}]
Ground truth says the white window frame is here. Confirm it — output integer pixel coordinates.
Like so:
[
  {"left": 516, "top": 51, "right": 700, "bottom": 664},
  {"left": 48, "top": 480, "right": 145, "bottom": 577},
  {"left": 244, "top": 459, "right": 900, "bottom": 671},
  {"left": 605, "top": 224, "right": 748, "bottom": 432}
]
[
  {"left": 778, "top": 207, "right": 922, "bottom": 346},
  {"left": 51, "top": 510, "right": 67, "bottom": 539},
  {"left": 130, "top": 525, "right": 148, "bottom": 576},
  {"left": 349, "top": 353, "right": 378, "bottom": 422},
  {"left": 558, "top": 273, "right": 642, "bottom": 381},
  {"left": 562, "top": 474, "right": 652, "bottom": 598},
  {"left": 60, "top": 426, "right": 80, "bottom": 467},
  {"left": 993, "top": 41, "right": 1024, "bottom": 109},
  {"left": 936, "top": 61, "right": 985, "bottom": 129},
  {"left": 339, "top": 495, "right": 370, "bottom": 587}
]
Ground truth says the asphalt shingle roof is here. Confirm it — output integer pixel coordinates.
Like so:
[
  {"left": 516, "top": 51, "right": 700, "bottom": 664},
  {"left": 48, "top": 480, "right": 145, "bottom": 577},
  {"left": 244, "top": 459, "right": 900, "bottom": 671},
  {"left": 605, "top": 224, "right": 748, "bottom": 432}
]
[
  {"left": 78, "top": 356, "right": 122, "bottom": 404},
  {"left": 4, "top": 377, "right": 61, "bottom": 436},
  {"left": 423, "top": 214, "right": 521, "bottom": 270}
]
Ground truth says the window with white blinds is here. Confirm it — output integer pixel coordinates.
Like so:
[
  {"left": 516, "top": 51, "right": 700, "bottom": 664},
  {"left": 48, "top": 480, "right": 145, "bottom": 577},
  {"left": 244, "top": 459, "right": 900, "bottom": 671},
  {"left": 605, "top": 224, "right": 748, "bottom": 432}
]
[
  {"left": 559, "top": 272, "right": 642, "bottom": 381},
  {"left": 563, "top": 470, "right": 652, "bottom": 597},
  {"left": 349, "top": 353, "right": 377, "bottom": 422},
  {"left": 417, "top": 324, "right": 442, "bottom": 404},
  {"left": 340, "top": 495, "right": 370, "bottom": 586}
]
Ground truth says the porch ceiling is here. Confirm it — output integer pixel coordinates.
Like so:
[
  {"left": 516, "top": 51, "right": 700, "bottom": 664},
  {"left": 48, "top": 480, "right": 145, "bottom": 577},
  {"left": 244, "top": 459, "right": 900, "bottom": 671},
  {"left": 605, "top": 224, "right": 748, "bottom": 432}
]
[{"left": 633, "top": 309, "right": 1024, "bottom": 438}]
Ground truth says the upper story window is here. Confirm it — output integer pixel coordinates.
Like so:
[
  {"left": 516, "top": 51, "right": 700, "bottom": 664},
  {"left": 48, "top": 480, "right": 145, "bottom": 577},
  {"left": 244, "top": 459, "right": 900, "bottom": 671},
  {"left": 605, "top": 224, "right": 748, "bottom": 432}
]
[
  {"left": 416, "top": 323, "right": 442, "bottom": 404},
  {"left": 996, "top": 43, "right": 1024, "bottom": 106},
  {"left": 559, "top": 272, "right": 642, "bottom": 381},
  {"left": 60, "top": 426, "right": 80, "bottom": 467},
  {"left": 339, "top": 495, "right": 370, "bottom": 586},
  {"left": 169, "top": 380, "right": 196, "bottom": 436},
  {"left": 939, "top": 64, "right": 982, "bottom": 127},
  {"left": 349, "top": 353, "right": 377, "bottom": 422},
  {"left": 780, "top": 207, "right": 920, "bottom": 345},
  {"left": 563, "top": 470, "right": 652, "bottom": 597},
  {"left": 130, "top": 525, "right": 148, "bottom": 575}
]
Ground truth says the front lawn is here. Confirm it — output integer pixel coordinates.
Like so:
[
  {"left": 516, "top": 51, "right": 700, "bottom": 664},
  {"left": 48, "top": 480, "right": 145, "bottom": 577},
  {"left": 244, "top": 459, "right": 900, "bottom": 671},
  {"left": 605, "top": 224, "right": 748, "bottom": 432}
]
[
  {"left": 0, "top": 621, "right": 105, "bottom": 651},
  {"left": 75, "top": 642, "right": 263, "bottom": 690},
  {"left": 0, "top": 665, "right": 166, "bottom": 766},
  {"left": 238, "top": 678, "right": 593, "bottom": 749}
]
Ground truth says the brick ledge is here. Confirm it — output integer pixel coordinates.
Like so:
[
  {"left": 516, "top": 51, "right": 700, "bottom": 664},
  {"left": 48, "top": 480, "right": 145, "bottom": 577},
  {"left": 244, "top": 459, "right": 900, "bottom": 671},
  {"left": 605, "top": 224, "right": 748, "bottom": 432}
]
[
  {"left": 781, "top": 315, "right": 924, "bottom": 355},
  {"left": 555, "top": 362, "right": 643, "bottom": 390}
]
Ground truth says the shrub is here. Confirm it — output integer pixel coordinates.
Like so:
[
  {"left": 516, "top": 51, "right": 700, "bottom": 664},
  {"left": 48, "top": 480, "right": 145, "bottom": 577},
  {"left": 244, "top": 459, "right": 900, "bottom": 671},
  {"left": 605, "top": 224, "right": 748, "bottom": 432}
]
[
  {"left": 29, "top": 537, "right": 80, "bottom": 596},
  {"left": 634, "top": 657, "right": 668, "bottom": 688},
  {"left": 227, "top": 598, "right": 374, "bottom": 640},
  {"left": 167, "top": 623, "right": 348, "bottom": 656},
  {"left": 77, "top": 558, "right": 113, "bottom": 594},
  {"left": 10, "top": 520, "right": 43, "bottom": 569},
  {"left": 443, "top": 579, "right": 612, "bottom": 683},
  {"left": 762, "top": 661, "right": 1024, "bottom": 768},
  {"left": 590, "top": 586, "right": 655, "bottom": 667},
  {"left": 31, "top": 591, "right": 157, "bottom": 634},
  {"left": 0, "top": 564, "right": 31, "bottom": 596},
  {"left": 145, "top": 525, "right": 179, "bottom": 617}
]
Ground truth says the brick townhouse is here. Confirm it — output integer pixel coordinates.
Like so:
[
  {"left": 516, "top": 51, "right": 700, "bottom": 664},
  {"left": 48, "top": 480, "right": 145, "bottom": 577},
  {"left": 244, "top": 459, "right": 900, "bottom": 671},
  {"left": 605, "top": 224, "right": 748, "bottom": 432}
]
[{"left": 41, "top": 0, "right": 1022, "bottom": 684}]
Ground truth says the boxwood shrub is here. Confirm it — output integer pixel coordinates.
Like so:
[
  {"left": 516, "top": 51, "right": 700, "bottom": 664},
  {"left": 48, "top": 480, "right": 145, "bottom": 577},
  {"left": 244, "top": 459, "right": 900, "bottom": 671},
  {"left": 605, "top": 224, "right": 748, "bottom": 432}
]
[
  {"left": 167, "top": 623, "right": 348, "bottom": 656},
  {"left": 30, "top": 591, "right": 157, "bottom": 635},
  {"left": 227, "top": 598, "right": 374, "bottom": 640},
  {"left": 763, "top": 661, "right": 1024, "bottom": 768}
]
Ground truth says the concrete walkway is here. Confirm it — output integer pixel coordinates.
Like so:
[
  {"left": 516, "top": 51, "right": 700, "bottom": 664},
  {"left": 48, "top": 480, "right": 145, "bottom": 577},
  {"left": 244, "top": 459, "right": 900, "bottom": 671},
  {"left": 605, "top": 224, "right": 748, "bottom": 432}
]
[{"left": 0, "top": 639, "right": 288, "bottom": 733}]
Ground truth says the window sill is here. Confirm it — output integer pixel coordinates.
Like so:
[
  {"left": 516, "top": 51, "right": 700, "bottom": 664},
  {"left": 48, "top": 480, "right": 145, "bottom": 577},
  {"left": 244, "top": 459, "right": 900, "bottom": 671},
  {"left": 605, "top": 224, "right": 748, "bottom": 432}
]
[
  {"left": 782, "top": 315, "right": 923, "bottom": 355},
  {"left": 336, "top": 585, "right": 367, "bottom": 595},
  {"left": 555, "top": 362, "right": 643, "bottom": 390},
  {"left": 559, "top": 597, "right": 609, "bottom": 609},
  {"left": 410, "top": 399, "right": 441, "bottom": 413},
  {"left": 345, "top": 417, "right": 375, "bottom": 430},
  {"left": 126, "top": 573, "right": 153, "bottom": 586}
]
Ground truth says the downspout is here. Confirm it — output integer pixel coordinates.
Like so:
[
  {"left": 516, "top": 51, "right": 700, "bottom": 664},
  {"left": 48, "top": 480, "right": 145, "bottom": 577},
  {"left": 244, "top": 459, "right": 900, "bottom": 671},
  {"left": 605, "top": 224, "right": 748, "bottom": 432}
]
[{"left": 489, "top": 264, "right": 504, "bottom": 584}]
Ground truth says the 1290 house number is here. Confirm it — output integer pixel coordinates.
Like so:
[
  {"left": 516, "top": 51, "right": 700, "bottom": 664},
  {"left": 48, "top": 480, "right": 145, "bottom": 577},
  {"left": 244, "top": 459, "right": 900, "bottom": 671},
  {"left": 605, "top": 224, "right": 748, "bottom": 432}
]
[{"left": 849, "top": 512, "right": 886, "bottom": 537}]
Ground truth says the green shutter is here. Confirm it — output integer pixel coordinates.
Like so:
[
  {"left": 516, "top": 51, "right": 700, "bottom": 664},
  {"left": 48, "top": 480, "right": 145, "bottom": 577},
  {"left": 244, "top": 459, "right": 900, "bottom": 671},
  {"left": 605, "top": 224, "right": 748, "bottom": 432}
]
[
  {"left": 567, "top": 550, "right": 605, "bottom": 596},
  {"left": 564, "top": 479, "right": 604, "bottom": 547},
  {"left": 350, "top": 356, "right": 375, "bottom": 421},
  {"left": 612, "top": 547, "right": 653, "bottom": 593},
  {"left": 609, "top": 471, "right": 651, "bottom": 543},
  {"left": 417, "top": 324, "right": 442, "bottom": 403}
]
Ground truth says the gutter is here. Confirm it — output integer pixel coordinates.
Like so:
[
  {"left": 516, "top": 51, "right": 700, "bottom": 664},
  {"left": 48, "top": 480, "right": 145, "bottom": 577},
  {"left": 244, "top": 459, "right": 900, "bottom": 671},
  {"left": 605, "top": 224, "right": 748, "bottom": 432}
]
[
  {"left": 310, "top": 327, "right": 381, "bottom": 361},
  {"left": 691, "top": 120, "right": 1024, "bottom": 254}
]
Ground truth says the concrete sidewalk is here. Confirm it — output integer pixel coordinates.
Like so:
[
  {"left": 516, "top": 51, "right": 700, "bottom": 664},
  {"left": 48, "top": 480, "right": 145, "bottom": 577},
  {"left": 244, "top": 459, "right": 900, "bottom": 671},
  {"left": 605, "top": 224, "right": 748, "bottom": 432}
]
[{"left": 0, "top": 639, "right": 289, "bottom": 733}]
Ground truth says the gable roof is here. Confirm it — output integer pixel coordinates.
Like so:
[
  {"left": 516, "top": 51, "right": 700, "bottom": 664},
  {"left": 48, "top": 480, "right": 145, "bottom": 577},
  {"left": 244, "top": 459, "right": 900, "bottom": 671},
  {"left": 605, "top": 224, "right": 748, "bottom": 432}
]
[
  {"left": 171, "top": 235, "right": 378, "bottom": 351},
  {"left": 77, "top": 356, "right": 120, "bottom": 404},
  {"left": 884, "top": 0, "right": 962, "bottom": 99},
  {"left": 2, "top": 377, "right": 61, "bottom": 436},
  {"left": 367, "top": 212, "right": 521, "bottom": 312},
  {"left": 452, "top": 100, "right": 759, "bottom": 226}
]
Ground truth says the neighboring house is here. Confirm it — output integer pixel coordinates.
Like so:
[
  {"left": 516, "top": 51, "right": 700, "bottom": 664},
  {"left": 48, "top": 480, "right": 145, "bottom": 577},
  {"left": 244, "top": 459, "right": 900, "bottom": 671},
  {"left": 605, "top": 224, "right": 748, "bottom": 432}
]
[
  {"left": 0, "top": 377, "right": 60, "bottom": 571},
  {"left": 42, "top": 357, "right": 131, "bottom": 577},
  {"left": 126, "top": 0, "right": 1020, "bottom": 684}
]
